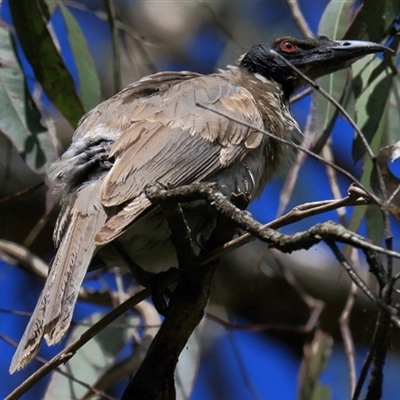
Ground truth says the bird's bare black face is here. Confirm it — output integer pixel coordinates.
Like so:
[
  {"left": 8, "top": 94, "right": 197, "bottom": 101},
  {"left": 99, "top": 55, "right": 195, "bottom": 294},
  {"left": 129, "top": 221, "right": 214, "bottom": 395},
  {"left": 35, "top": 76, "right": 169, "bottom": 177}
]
[{"left": 240, "top": 35, "right": 390, "bottom": 98}]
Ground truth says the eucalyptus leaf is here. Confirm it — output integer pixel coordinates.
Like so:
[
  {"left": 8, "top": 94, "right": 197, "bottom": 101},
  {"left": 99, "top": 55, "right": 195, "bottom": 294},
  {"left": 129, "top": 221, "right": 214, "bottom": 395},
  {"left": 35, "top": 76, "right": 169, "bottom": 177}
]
[
  {"left": 298, "top": 331, "right": 333, "bottom": 400},
  {"left": 9, "top": 0, "right": 85, "bottom": 127},
  {"left": 351, "top": 55, "right": 392, "bottom": 161},
  {"left": 311, "top": 0, "right": 355, "bottom": 152},
  {"left": 311, "top": 385, "right": 331, "bottom": 400},
  {"left": 344, "top": 0, "right": 400, "bottom": 41},
  {"left": 58, "top": 3, "right": 101, "bottom": 111},
  {"left": 0, "top": 25, "right": 57, "bottom": 174},
  {"left": 348, "top": 100, "right": 387, "bottom": 236},
  {"left": 318, "top": 0, "right": 355, "bottom": 39},
  {"left": 387, "top": 71, "right": 400, "bottom": 145}
]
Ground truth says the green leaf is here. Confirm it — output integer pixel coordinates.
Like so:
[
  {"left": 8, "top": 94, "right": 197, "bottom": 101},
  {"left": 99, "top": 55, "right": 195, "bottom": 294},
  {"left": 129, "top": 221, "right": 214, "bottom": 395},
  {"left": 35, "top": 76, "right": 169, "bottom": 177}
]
[
  {"left": 311, "top": 0, "right": 355, "bottom": 152},
  {"left": 0, "top": 26, "right": 57, "bottom": 173},
  {"left": 58, "top": 3, "right": 101, "bottom": 111},
  {"left": 318, "top": 0, "right": 356, "bottom": 39},
  {"left": 348, "top": 104, "right": 387, "bottom": 236},
  {"left": 311, "top": 385, "right": 331, "bottom": 400},
  {"left": 351, "top": 54, "right": 393, "bottom": 161},
  {"left": 298, "top": 331, "right": 333, "bottom": 400},
  {"left": 45, "top": 312, "right": 138, "bottom": 399},
  {"left": 9, "top": 0, "right": 85, "bottom": 127},
  {"left": 387, "top": 72, "right": 400, "bottom": 145},
  {"left": 344, "top": 0, "right": 400, "bottom": 41},
  {"left": 364, "top": 104, "right": 389, "bottom": 243}
]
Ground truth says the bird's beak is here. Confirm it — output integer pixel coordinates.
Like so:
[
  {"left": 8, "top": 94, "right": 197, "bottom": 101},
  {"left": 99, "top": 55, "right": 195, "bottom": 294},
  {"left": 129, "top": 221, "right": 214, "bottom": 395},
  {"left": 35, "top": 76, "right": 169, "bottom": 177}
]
[
  {"left": 301, "top": 38, "right": 392, "bottom": 80},
  {"left": 327, "top": 39, "right": 392, "bottom": 61}
]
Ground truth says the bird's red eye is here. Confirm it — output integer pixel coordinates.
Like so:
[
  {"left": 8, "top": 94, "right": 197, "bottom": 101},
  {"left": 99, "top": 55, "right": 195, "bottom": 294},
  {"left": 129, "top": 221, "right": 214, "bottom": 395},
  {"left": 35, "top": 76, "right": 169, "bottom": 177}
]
[{"left": 280, "top": 41, "right": 297, "bottom": 53}]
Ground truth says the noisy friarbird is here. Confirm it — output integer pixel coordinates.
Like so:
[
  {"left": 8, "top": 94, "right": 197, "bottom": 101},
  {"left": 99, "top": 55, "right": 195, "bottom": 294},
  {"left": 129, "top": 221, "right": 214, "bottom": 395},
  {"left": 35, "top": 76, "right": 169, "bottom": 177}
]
[{"left": 10, "top": 35, "right": 389, "bottom": 373}]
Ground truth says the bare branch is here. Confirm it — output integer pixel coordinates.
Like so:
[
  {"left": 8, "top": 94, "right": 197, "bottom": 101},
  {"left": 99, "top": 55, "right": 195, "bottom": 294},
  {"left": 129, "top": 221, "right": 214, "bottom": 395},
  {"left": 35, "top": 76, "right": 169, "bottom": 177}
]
[
  {"left": 326, "top": 242, "right": 399, "bottom": 328},
  {"left": 0, "top": 183, "right": 43, "bottom": 205}
]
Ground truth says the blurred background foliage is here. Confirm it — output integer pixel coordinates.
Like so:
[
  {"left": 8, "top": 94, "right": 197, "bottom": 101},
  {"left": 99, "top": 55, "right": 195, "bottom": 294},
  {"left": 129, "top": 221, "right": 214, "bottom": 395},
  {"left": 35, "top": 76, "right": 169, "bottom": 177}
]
[{"left": 0, "top": 0, "right": 400, "bottom": 399}]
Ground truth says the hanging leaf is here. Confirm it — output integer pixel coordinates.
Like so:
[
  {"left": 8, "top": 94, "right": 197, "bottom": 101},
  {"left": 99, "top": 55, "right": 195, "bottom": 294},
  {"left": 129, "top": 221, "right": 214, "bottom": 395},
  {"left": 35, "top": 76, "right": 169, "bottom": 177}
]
[
  {"left": 9, "top": 0, "right": 85, "bottom": 128},
  {"left": 344, "top": 0, "right": 400, "bottom": 41},
  {"left": 311, "top": 0, "right": 355, "bottom": 153},
  {"left": 58, "top": 3, "right": 101, "bottom": 111},
  {"left": 318, "top": 0, "right": 356, "bottom": 39},
  {"left": 387, "top": 74, "right": 400, "bottom": 145},
  {"left": 298, "top": 330, "right": 333, "bottom": 400},
  {"left": 354, "top": 99, "right": 388, "bottom": 242},
  {"left": 0, "top": 25, "right": 57, "bottom": 173},
  {"left": 351, "top": 54, "right": 393, "bottom": 162}
]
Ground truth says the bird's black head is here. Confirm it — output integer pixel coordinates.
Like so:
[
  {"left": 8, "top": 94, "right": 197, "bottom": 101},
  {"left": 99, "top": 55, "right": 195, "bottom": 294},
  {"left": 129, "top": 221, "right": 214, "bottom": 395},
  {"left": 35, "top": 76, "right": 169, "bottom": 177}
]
[{"left": 240, "top": 35, "right": 390, "bottom": 98}]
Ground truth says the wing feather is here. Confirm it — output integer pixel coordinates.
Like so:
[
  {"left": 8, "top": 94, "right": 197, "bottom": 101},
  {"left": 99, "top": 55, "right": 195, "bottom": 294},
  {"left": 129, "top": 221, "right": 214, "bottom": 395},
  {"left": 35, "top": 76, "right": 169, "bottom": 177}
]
[{"left": 95, "top": 73, "right": 264, "bottom": 243}]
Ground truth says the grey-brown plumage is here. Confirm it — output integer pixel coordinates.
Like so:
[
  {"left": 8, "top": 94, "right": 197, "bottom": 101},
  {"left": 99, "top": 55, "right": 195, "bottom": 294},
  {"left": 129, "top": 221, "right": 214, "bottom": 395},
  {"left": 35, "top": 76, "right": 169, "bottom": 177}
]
[{"left": 10, "top": 35, "right": 389, "bottom": 373}]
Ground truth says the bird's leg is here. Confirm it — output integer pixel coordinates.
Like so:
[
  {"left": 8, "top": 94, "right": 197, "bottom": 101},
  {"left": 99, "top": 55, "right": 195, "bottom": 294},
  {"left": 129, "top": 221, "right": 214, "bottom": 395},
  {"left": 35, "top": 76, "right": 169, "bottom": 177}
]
[
  {"left": 230, "top": 191, "right": 252, "bottom": 210},
  {"left": 230, "top": 192, "right": 252, "bottom": 236},
  {"left": 147, "top": 271, "right": 176, "bottom": 315},
  {"left": 194, "top": 191, "right": 251, "bottom": 250},
  {"left": 195, "top": 210, "right": 218, "bottom": 251}
]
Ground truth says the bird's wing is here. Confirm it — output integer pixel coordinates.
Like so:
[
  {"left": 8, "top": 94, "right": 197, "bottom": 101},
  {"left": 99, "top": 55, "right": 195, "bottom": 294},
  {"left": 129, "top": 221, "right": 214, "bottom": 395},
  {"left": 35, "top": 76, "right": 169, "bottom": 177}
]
[{"left": 95, "top": 72, "right": 265, "bottom": 244}]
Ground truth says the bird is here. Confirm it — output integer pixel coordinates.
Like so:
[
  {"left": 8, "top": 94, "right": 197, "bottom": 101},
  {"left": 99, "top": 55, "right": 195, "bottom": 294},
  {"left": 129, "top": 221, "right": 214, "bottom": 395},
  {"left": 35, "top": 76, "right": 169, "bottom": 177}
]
[{"left": 10, "top": 35, "right": 389, "bottom": 373}]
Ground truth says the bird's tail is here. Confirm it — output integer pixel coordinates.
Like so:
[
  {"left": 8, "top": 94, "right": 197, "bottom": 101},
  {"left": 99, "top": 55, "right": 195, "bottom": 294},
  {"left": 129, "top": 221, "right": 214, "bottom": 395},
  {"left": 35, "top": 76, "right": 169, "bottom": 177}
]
[{"left": 10, "top": 179, "right": 107, "bottom": 373}]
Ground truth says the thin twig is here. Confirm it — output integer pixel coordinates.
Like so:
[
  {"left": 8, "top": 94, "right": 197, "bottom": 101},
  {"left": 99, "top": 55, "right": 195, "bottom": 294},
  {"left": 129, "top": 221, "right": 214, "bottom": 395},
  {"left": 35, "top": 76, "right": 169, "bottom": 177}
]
[
  {"left": 353, "top": 333, "right": 377, "bottom": 400},
  {"left": 340, "top": 281, "right": 358, "bottom": 398},
  {"left": 326, "top": 242, "right": 399, "bottom": 328},
  {"left": 5, "top": 288, "right": 151, "bottom": 400},
  {"left": 0, "top": 182, "right": 44, "bottom": 205},
  {"left": 386, "top": 181, "right": 400, "bottom": 206},
  {"left": 286, "top": 0, "right": 313, "bottom": 38},
  {"left": 323, "top": 141, "right": 347, "bottom": 223},
  {"left": 1, "top": 334, "right": 117, "bottom": 400},
  {"left": 278, "top": 262, "right": 325, "bottom": 332},
  {"left": 196, "top": 102, "right": 378, "bottom": 203},
  {"left": 270, "top": 50, "right": 375, "bottom": 160},
  {"left": 290, "top": 87, "right": 312, "bottom": 103},
  {"left": 277, "top": 113, "right": 313, "bottom": 216}
]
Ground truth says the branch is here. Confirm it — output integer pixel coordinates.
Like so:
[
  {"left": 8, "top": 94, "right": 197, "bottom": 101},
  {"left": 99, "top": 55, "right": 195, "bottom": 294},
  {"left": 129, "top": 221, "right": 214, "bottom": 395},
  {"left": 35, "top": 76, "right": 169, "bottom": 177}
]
[
  {"left": 7, "top": 183, "right": 395, "bottom": 398},
  {"left": 145, "top": 183, "right": 400, "bottom": 325},
  {"left": 121, "top": 184, "right": 241, "bottom": 399}
]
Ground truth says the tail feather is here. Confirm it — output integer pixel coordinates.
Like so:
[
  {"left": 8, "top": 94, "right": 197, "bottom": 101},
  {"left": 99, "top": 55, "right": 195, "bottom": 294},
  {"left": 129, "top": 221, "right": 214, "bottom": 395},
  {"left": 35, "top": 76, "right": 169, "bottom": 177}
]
[{"left": 10, "top": 179, "right": 107, "bottom": 373}]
